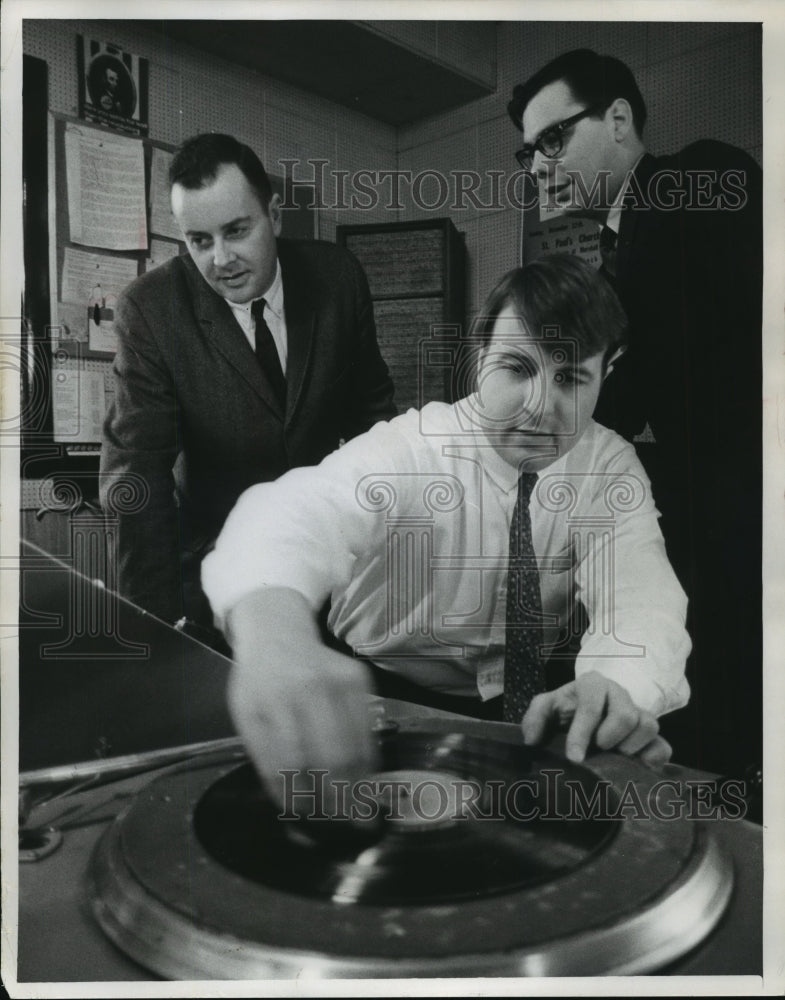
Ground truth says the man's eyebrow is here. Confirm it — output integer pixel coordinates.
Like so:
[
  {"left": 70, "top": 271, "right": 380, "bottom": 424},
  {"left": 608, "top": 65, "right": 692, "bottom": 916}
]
[
  {"left": 221, "top": 215, "right": 251, "bottom": 229},
  {"left": 557, "top": 360, "right": 594, "bottom": 377},
  {"left": 523, "top": 117, "right": 562, "bottom": 147},
  {"left": 184, "top": 216, "right": 251, "bottom": 237}
]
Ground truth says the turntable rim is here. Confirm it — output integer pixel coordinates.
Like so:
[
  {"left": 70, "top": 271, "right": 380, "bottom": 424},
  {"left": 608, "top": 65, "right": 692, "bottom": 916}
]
[
  {"left": 87, "top": 727, "right": 735, "bottom": 979},
  {"left": 89, "top": 799, "right": 732, "bottom": 979}
]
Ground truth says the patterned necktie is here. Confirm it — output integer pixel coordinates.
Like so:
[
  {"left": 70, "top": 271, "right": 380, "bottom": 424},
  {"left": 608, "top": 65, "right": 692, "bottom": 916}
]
[
  {"left": 251, "top": 298, "right": 286, "bottom": 408},
  {"left": 599, "top": 225, "right": 618, "bottom": 278},
  {"left": 503, "top": 470, "right": 545, "bottom": 723}
]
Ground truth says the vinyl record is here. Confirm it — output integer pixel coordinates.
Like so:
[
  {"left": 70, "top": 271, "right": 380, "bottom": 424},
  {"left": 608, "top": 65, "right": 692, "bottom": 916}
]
[{"left": 193, "top": 730, "right": 617, "bottom": 906}]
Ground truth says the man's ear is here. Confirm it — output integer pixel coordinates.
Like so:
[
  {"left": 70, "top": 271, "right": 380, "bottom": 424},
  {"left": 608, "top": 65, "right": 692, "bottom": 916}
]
[
  {"left": 268, "top": 192, "right": 283, "bottom": 236},
  {"left": 604, "top": 344, "right": 626, "bottom": 378},
  {"left": 608, "top": 98, "right": 634, "bottom": 143}
]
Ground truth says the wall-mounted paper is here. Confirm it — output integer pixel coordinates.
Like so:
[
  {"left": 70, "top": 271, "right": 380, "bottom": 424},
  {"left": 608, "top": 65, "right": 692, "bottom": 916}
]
[
  {"left": 61, "top": 247, "right": 138, "bottom": 305},
  {"left": 150, "top": 147, "right": 181, "bottom": 240},
  {"left": 65, "top": 122, "right": 148, "bottom": 250},
  {"left": 88, "top": 311, "right": 118, "bottom": 354},
  {"left": 521, "top": 191, "right": 601, "bottom": 269},
  {"left": 52, "top": 367, "right": 106, "bottom": 442}
]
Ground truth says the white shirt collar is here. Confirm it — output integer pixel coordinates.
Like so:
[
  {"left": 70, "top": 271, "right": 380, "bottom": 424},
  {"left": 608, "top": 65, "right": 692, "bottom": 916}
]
[{"left": 261, "top": 258, "right": 284, "bottom": 317}]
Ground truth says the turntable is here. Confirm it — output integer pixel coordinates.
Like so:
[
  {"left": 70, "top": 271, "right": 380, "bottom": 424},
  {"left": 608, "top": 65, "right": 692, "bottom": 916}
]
[
  {"left": 14, "top": 545, "right": 762, "bottom": 982},
  {"left": 84, "top": 715, "right": 749, "bottom": 980}
]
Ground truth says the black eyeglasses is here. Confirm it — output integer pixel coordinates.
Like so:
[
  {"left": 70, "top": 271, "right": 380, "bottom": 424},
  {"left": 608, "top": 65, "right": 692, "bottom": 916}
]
[{"left": 515, "top": 106, "right": 603, "bottom": 172}]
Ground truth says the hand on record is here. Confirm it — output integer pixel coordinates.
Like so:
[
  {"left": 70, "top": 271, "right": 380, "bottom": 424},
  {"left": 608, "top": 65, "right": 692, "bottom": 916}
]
[
  {"left": 521, "top": 671, "right": 672, "bottom": 769},
  {"left": 226, "top": 587, "right": 380, "bottom": 821}
]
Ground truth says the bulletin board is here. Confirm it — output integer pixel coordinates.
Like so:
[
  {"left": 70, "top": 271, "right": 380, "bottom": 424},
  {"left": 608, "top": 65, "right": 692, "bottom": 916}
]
[{"left": 47, "top": 113, "right": 182, "bottom": 449}]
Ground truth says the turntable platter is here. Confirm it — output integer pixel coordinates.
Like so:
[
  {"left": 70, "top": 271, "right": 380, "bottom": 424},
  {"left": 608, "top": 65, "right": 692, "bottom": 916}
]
[{"left": 88, "top": 721, "right": 733, "bottom": 979}]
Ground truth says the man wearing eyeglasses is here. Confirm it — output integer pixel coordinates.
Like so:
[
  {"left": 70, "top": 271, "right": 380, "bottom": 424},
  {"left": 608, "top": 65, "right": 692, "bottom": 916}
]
[{"left": 508, "top": 49, "right": 762, "bottom": 778}]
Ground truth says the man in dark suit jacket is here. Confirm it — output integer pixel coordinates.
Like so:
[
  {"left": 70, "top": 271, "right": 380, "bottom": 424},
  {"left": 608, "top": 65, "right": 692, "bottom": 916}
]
[
  {"left": 100, "top": 134, "right": 396, "bottom": 634},
  {"left": 508, "top": 50, "right": 762, "bottom": 775}
]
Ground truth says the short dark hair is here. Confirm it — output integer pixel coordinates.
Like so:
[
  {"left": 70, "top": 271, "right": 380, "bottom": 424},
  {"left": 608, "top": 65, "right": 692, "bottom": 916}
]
[
  {"left": 474, "top": 254, "right": 628, "bottom": 369},
  {"left": 169, "top": 133, "right": 273, "bottom": 211},
  {"left": 508, "top": 49, "right": 647, "bottom": 138}
]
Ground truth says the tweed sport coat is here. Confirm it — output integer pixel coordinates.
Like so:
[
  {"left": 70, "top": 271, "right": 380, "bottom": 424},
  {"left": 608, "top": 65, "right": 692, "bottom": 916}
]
[{"left": 100, "top": 238, "right": 397, "bottom": 624}]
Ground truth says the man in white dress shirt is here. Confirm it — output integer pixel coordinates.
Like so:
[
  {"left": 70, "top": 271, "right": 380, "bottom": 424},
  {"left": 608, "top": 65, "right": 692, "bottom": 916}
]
[{"left": 203, "top": 254, "right": 690, "bottom": 802}]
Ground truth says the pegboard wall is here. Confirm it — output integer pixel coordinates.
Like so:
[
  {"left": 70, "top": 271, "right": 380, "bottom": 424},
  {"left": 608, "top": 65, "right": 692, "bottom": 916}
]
[
  {"left": 398, "top": 20, "right": 762, "bottom": 317},
  {"left": 22, "top": 18, "right": 399, "bottom": 239},
  {"left": 21, "top": 18, "right": 763, "bottom": 359}
]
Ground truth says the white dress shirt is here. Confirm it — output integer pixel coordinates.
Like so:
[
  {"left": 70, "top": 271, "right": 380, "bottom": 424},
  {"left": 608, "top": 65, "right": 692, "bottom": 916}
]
[
  {"left": 228, "top": 258, "right": 288, "bottom": 372},
  {"left": 203, "top": 400, "right": 690, "bottom": 716}
]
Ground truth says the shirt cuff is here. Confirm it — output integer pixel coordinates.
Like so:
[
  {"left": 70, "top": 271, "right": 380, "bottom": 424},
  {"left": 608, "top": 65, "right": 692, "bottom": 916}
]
[{"left": 574, "top": 658, "right": 690, "bottom": 717}]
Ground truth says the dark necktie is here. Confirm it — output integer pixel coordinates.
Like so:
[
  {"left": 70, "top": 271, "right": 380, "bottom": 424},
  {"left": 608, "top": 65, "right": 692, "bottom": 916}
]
[
  {"left": 503, "top": 471, "right": 545, "bottom": 723},
  {"left": 251, "top": 298, "right": 286, "bottom": 408},
  {"left": 599, "top": 225, "right": 618, "bottom": 278}
]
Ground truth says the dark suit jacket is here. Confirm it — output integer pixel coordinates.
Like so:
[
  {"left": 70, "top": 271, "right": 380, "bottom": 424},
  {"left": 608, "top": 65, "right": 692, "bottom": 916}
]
[
  {"left": 593, "top": 140, "right": 763, "bottom": 770},
  {"left": 596, "top": 140, "right": 761, "bottom": 472},
  {"left": 100, "top": 238, "right": 396, "bottom": 625}
]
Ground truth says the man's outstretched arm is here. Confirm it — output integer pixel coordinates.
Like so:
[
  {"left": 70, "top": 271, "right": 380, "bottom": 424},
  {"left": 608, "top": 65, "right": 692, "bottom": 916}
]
[{"left": 225, "top": 586, "right": 378, "bottom": 809}]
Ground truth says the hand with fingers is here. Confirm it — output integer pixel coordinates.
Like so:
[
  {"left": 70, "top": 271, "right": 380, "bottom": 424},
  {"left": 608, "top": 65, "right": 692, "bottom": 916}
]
[
  {"left": 226, "top": 587, "right": 380, "bottom": 821},
  {"left": 521, "top": 671, "right": 672, "bottom": 769}
]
